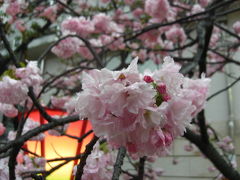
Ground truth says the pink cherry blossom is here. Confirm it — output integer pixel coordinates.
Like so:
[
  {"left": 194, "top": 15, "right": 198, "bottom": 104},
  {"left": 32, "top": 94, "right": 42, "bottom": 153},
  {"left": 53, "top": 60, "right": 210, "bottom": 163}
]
[
  {"left": 0, "top": 103, "right": 18, "bottom": 117},
  {"left": 75, "top": 56, "right": 210, "bottom": 157},
  {"left": 14, "top": 20, "right": 26, "bottom": 32},
  {"left": 93, "top": 13, "right": 123, "bottom": 34},
  {"left": 15, "top": 61, "right": 43, "bottom": 87},
  {"left": 39, "top": 5, "right": 58, "bottom": 22},
  {"left": 48, "top": 116, "right": 69, "bottom": 136},
  {"left": 64, "top": 97, "right": 77, "bottom": 114},
  {"left": 0, "top": 122, "right": 6, "bottom": 136},
  {"left": 82, "top": 142, "right": 115, "bottom": 180},
  {"left": 182, "top": 75, "right": 211, "bottom": 116},
  {"left": 143, "top": 75, "right": 154, "bottom": 83},
  {"left": 51, "top": 37, "right": 80, "bottom": 59},
  {"left": 199, "top": 0, "right": 212, "bottom": 7},
  {"left": 61, "top": 17, "right": 95, "bottom": 37},
  {"left": 51, "top": 96, "right": 70, "bottom": 109},
  {"left": 77, "top": 46, "right": 94, "bottom": 60},
  {"left": 184, "top": 144, "right": 194, "bottom": 152},
  {"left": 0, "top": 157, "right": 10, "bottom": 179},
  {"left": 8, "top": 130, "right": 16, "bottom": 141},
  {"left": 132, "top": 49, "right": 148, "bottom": 62},
  {"left": 16, "top": 155, "right": 46, "bottom": 178},
  {"left": 124, "top": 0, "right": 135, "bottom": 5},
  {"left": 6, "top": 1, "right": 21, "bottom": 17},
  {"left": 132, "top": 8, "right": 144, "bottom": 18},
  {"left": 145, "top": 0, "right": 170, "bottom": 22},
  {"left": 165, "top": 26, "right": 187, "bottom": 45},
  {"left": 22, "top": 118, "right": 45, "bottom": 141},
  {"left": 191, "top": 4, "right": 204, "bottom": 14},
  {"left": 233, "top": 21, "right": 240, "bottom": 34},
  {"left": 217, "top": 136, "right": 234, "bottom": 152},
  {"left": 0, "top": 76, "right": 28, "bottom": 104}
]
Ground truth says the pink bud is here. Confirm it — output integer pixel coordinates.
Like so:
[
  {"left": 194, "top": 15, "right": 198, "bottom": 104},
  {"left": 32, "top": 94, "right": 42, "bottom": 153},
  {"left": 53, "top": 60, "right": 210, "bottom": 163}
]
[
  {"left": 143, "top": 75, "right": 154, "bottom": 83},
  {"left": 16, "top": 152, "right": 24, "bottom": 164},
  {"left": 127, "top": 142, "right": 137, "bottom": 153},
  {"left": 208, "top": 166, "right": 216, "bottom": 172},
  {"left": 164, "top": 131, "right": 173, "bottom": 146},
  {"left": 156, "top": 83, "right": 166, "bottom": 94},
  {"left": 184, "top": 144, "right": 193, "bottom": 152},
  {"left": 0, "top": 123, "right": 6, "bottom": 136},
  {"left": 163, "top": 94, "right": 171, "bottom": 101}
]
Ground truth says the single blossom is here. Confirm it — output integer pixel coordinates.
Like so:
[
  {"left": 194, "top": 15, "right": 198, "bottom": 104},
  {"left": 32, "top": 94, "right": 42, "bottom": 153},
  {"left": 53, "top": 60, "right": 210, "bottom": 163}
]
[
  {"left": 233, "top": 21, "right": 240, "bottom": 34},
  {"left": 0, "top": 103, "right": 18, "bottom": 117},
  {"left": 0, "top": 76, "right": 28, "bottom": 105},
  {"left": 145, "top": 0, "right": 170, "bottom": 22}
]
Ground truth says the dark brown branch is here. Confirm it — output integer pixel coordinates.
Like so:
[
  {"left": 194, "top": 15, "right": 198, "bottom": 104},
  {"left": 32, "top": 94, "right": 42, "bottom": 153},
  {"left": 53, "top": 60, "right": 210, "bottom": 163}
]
[
  {"left": 75, "top": 135, "right": 99, "bottom": 180},
  {"left": 215, "top": 6, "right": 240, "bottom": 18},
  {"left": 62, "top": 129, "right": 93, "bottom": 142},
  {"left": 56, "top": 0, "right": 80, "bottom": 16},
  {"left": 44, "top": 153, "right": 82, "bottom": 177},
  {"left": 197, "top": 110, "right": 209, "bottom": 144},
  {"left": 28, "top": 87, "right": 54, "bottom": 122},
  {"left": 0, "top": 115, "right": 79, "bottom": 154},
  {"left": 184, "top": 129, "right": 240, "bottom": 180},
  {"left": 47, "top": 154, "right": 82, "bottom": 163},
  {"left": 207, "top": 76, "right": 240, "bottom": 101},
  {"left": 137, "top": 157, "right": 146, "bottom": 180},
  {"left": 210, "top": 49, "right": 240, "bottom": 66},
  {"left": 8, "top": 146, "right": 20, "bottom": 180},
  {"left": 111, "top": 0, "right": 118, "bottom": 9},
  {"left": 215, "top": 23, "right": 240, "bottom": 40},
  {"left": 112, "top": 147, "right": 126, "bottom": 180},
  {"left": 0, "top": 22, "right": 19, "bottom": 67},
  {"left": 125, "top": 0, "right": 235, "bottom": 42},
  {"left": 39, "top": 65, "right": 92, "bottom": 97}
]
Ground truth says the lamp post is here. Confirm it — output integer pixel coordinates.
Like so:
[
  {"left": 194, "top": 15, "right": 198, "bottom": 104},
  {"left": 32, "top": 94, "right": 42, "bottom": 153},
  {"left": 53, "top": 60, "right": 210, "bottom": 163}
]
[{"left": 24, "top": 108, "right": 93, "bottom": 180}]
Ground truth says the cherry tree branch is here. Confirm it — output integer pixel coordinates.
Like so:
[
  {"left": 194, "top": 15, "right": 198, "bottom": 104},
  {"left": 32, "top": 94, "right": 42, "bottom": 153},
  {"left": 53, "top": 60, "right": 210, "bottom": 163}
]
[
  {"left": 137, "top": 157, "right": 146, "bottom": 180},
  {"left": 214, "top": 23, "right": 240, "bottom": 40},
  {"left": 56, "top": 0, "right": 80, "bottom": 16},
  {"left": 112, "top": 147, "right": 126, "bottom": 180},
  {"left": 0, "top": 22, "right": 19, "bottom": 67},
  {"left": 0, "top": 115, "right": 79, "bottom": 154},
  {"left": 184, "top": 129, "right": 240, "bottom": 180},
  {"left": 207, "top": 76, "right": 240, "bottom": 101},
  {"left": 125, "top": 0, "right": 235, "bottom": 42},
  {"left": 75, "top": 135, "right": 99, "bottom": 180},
  {"left": 28, "top": 87, "right": 55, "bottom": 122}
]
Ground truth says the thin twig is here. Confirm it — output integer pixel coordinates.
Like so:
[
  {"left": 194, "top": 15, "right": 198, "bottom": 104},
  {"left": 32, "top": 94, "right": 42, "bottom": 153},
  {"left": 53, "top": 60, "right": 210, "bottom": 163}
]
[
  {"left": 0, "top": 115, "right": 79, "bottom": 154},
  {"left": 75, "top": 135, "right": 99, "bottom": 180},
  {"left": 137, "top": 157, "right": 146, "bottom": 180},
  {"left": 112, "top": 147, "right": 126, "bottom": 180},
  {"left": 0, "top": 22, "right": 19, "bottom": 67},
  {"left": 62, "top": 129, "right": 93, "bottom": 142},
  {"left": 207, "top": 76, "right": 240, "bottom": 101},
  {"left": 28, "top": 87, "right": 54, "bottom": 122}
]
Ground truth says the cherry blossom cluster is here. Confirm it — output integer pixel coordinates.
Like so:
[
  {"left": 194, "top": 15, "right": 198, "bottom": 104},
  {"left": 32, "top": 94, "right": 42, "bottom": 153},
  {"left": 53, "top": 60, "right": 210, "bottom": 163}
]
[
  {"left": 8, "top": 118, "right": 45, "bottom": 141},
  {"left": 81, "top": 142, "right": 116, "bottom": 180},
  {"left": 80, "top": 141, "right": 164, "bottom": 180},
  {"left": 0, "top": 152, "right": 45, "bottom": 180},
  {"left": 75, "top": 57, "right": 210, "bottom": 157},
  {"left": 52, "top": 13, "right": 124, "bottom": 59},
  {"left": 216, "top": 136, "right": 234, "bottom": 153},
  {"left": 0, "top": 62, "right": 43, "bottom": 117}
]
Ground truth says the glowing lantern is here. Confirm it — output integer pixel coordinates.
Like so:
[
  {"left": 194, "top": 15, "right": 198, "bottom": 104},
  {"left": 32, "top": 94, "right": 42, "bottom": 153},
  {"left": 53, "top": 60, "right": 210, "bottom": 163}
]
[{"left": 24, "top": 108, "right": 93, "bottom": 180}]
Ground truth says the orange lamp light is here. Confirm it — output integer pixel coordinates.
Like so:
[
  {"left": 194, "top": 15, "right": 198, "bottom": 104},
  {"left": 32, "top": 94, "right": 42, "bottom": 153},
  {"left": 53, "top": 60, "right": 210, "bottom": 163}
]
[{"left": 24, "top": 108, "right": 93, "bottom": 180}]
